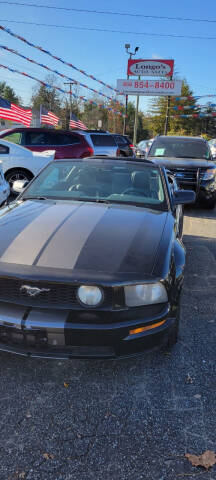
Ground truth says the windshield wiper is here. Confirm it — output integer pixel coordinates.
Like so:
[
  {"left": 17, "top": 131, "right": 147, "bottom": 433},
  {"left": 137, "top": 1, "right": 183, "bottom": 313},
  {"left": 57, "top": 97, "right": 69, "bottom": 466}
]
[
  {"left": 22, "top": 196, "right": 48, "bottom": 201},
  {"left": 70, "top": 197, "right": 112, "bottom": 204},
  {"left": 177, "top": 156, "right": 207, "bottom": 159}
]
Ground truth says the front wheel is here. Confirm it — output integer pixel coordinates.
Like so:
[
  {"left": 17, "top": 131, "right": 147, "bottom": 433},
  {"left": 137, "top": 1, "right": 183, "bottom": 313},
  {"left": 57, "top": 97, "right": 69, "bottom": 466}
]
[
  {"left": 5, "top": 169, "right": 33, "bottom": 190},
  {"left": 167, "top": 308, "right": 180, "bottom": 348},
  {"left": 204, "top": 199, "right": 216, "bottom": 210}
]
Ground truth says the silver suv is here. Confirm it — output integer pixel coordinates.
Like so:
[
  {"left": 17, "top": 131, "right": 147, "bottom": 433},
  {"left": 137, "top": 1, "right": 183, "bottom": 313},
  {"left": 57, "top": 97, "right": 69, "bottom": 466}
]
[{"left": 73, "top": 130, "right": 119, "bottom": 157}]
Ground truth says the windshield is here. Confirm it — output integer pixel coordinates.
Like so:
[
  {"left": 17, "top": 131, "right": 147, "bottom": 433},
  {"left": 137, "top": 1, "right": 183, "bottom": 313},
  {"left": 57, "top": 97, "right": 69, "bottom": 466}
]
[
  {"left": 22, "top": 160, "right": 166, "bottom": 210},
  {"left": 149, "top": 138, "right": 211, "bottom": 160}
]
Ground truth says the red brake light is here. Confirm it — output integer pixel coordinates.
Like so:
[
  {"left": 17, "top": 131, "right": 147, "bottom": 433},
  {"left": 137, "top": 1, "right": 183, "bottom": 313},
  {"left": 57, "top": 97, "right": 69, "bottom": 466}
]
[{"left": 81, "top": 146, "right": 94, "bottom": 158}]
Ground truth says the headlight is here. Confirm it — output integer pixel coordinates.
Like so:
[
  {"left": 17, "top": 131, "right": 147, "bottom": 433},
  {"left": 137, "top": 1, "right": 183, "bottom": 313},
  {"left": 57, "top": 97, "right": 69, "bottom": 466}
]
[
  {"left": 124, "top": 283, "right": 168, "bottom": 307},
  {"left": 77, "top": 285, "right": 103, "bottom": 307},
  {"left": 202, "top": 168, "right": 216, "bottom": 180}
]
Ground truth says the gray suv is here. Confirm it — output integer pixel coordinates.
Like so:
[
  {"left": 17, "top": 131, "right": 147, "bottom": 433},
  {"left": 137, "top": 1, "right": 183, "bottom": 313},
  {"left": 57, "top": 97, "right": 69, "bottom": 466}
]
[{"left": 73, "top": 130, "right": 119, "bottom": 157}]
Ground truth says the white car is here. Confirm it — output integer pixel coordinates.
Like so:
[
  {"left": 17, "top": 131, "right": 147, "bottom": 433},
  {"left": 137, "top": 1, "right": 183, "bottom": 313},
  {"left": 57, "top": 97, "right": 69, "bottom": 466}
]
[
  {"left": 0, "top": 163, "right": 10, "bottom": 205},
  {"left": 136, "top": 138, "right": 154, "bottom": 157},
  {"left": 0, "top": 139, "right": 55, "bottom": 189}
]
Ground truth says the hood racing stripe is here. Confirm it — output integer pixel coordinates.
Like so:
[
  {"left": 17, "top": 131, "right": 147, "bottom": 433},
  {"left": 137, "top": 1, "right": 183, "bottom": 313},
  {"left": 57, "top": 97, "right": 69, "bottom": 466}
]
[
  {"left": 36, "top": 204, "right": 108, "bottom": 269},
  {"left": 1, "top": 203, "right": 79, "bottom": 266},
  {"left": 74, "top": 207, "right": 146, "bottom": 273},
  {"left": 0, "top": 201, "right": 50, "bottom": 260}
]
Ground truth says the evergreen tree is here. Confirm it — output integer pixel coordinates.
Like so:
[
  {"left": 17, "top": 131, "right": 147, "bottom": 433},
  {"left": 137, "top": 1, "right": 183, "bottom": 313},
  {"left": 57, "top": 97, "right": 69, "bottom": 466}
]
[
  {"left": 0, "top": 81, "right": 20, "bottom": 104},
  {"left": 148, "top": 80, "right": 201, "bottom": 136},
  {"left": 31, "top": 75, "right": 61, "bottom": 115}
]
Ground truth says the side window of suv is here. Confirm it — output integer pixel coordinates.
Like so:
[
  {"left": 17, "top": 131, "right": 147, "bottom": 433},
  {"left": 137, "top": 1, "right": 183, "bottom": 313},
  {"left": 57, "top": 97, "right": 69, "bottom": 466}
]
[
  {"left": 26, "top": 132, "right": 48, "bottom": 146},
  {"left": 58, "top": 134, "right": 80, "bottom": 145},
  {"left": 115, "top": 136, "right": 128, "bottom": 145},
  {"left": 90, "top": 134, "right": 116, "bottom": 146},
  {"left": 2, "top": 132, "right": 23, "bottom": 145}
]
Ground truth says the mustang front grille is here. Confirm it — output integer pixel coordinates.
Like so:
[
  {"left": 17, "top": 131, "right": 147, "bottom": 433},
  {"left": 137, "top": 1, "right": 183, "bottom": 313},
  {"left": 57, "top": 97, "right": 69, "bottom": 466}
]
[{"left": 0, "top": 277, "right": 114, "bottom": 310}]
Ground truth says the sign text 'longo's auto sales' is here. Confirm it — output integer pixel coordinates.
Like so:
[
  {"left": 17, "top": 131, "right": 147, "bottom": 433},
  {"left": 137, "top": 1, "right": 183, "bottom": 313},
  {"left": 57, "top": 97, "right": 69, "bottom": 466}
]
[
  {"left": 117, "top": 79, "right": 182, "bottom": 96},
  {"left": 127, "top": 59, "right": 174, "bottom": 77}
]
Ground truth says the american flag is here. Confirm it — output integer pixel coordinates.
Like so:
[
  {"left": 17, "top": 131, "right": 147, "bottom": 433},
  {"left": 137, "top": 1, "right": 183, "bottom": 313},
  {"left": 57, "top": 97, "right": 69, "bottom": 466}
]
[
  {"left": 40, "top": 106, "right": 59, "bottom": 126},
  {"left": 0, "top": 97, "right": 32, "bottom": 127},
  {"left": 69, "top": 113, "right": 87, "bottom": 130}
]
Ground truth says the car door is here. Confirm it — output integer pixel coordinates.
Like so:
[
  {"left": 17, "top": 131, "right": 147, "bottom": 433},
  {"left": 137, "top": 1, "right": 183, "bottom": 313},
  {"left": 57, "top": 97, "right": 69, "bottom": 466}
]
[
  {"left": 54, "top": 133, "right": 84, "bottom": 159},
  {"left": 25, "top": 131, "right": 52, "bottom": 154}
]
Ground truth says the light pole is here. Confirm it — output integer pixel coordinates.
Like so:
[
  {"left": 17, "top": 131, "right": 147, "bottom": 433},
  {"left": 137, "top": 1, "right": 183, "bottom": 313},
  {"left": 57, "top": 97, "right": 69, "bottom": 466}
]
[
  {"left": 64, "top": 81, "right": 76, "bottom": 126},
  {"left": 123, "top": 44, "right": 139, "bottom": 135},
  {"left": 164, "top": 75, "right": 173, "bottom": 135}
]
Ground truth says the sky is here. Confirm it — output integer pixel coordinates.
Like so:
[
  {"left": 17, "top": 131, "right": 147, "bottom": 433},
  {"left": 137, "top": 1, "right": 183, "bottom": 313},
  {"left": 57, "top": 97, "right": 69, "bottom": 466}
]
[{"left": 0, "top": 0, "right": 215, "bottom": 114}]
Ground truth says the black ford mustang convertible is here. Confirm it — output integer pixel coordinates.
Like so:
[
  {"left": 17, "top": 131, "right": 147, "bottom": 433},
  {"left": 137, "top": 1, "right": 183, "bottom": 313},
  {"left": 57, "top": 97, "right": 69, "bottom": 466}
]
[{"left": 0, "top": 157, "right": 195, "bottom": 359}]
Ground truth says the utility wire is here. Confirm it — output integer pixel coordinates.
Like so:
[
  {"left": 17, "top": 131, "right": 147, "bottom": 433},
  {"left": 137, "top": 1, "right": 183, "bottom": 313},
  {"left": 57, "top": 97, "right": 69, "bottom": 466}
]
[
  {"left": 0, "top": 44, "right": 124, "bottom": 105},
  {"left": 0, "top": 24, "right": 122, "bottom": 94},
  {"left": 0, "top": 1, "right": 215, "bottom": 24},
  {"left": 0, "top": 62, "right": 125, "bottom": 116},
  {"left": 0, "top": 19, "right": 216, "bottom": 40}
]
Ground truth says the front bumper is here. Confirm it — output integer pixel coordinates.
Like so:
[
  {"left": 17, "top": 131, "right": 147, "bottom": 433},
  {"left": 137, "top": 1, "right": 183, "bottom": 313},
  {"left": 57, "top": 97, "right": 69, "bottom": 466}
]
[
  {"left": 177, "top": 178, "right": 216, "bottom": 204},
  {"left": 0, "top": 302, "right": 177, "bottom": 359}
]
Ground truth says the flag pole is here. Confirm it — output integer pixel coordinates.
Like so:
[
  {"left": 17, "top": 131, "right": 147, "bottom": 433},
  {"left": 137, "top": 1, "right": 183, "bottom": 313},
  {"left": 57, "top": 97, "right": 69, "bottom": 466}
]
[{"left": 39, "top": 104, "right": 42, "bottom": 126}]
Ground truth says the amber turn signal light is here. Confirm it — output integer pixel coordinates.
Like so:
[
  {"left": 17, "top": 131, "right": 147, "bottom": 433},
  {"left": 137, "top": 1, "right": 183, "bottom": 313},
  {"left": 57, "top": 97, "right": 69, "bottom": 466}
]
[{"left": 129, "top": 319, "right": 166, "bottom": 336}]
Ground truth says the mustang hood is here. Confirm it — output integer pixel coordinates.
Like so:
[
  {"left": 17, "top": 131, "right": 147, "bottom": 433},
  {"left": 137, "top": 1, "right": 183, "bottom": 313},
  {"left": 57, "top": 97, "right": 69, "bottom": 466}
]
[{"left": 0, "top": 200, "right": 168, "bottom": 281}]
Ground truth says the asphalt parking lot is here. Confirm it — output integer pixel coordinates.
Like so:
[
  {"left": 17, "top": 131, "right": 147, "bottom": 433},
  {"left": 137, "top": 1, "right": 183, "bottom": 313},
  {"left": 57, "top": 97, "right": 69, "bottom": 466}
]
[{"left": 0, "top": 206, "right": 215, "bottom": 480}]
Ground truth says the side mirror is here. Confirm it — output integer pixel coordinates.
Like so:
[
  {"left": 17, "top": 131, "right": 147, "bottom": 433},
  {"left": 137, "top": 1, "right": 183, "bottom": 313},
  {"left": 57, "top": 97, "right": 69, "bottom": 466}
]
[
  {"left": 12, "top": 179, "right": 29, "bottom": 194},
  {"left": 173, "top": 189, "right": 196, "bottom": 205}
]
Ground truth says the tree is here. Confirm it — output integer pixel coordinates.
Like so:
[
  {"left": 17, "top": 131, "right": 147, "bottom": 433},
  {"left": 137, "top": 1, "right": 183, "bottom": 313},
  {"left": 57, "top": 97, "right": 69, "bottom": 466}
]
[
  {"left": 82, "top": 101, "right": 109, "bottom": 130},
  {"left": 147, "top": 80, "right": 201, "bottom": 136},
  {"left": 0, "top": 81, "right": 20, "bottom": 104},
  {"left": 31, "top": 75, "right": 61, "bottom": 115}
]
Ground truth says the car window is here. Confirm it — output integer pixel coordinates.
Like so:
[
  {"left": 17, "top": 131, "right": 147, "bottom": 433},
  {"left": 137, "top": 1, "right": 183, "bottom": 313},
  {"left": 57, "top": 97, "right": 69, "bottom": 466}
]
[
  {"left": 149, "top": 138, "right": 211, "bottom": 160},
  {"left": 0, "top": 144, "right": 9, "bottom": 154},
  {"left": 58, "top": 134, "right": 80, "bottom": 145},
  {"left": 22, "top": 160, "right": 166, "bottom": 210},
  {"left": 115, "top": 136, "right": 128, "bottom": 146},
  {"left": 2, "top": 132, "right": 22, "bottom": 145},
  {"left": 26, "top": 132, "right": 49, "bottom": 146},
  {"left": 90, "top": 135, "right": 116, "bottom": 147}
]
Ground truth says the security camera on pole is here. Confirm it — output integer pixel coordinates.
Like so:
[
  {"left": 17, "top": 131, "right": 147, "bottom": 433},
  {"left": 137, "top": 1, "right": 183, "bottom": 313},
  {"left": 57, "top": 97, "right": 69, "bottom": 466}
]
[{"left": 123, "top": 44, "right": 139, "bottom": 136}]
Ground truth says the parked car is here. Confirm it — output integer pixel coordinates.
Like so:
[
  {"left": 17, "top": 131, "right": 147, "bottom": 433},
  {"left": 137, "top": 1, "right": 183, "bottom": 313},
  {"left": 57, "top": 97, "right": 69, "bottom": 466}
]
[
  {"left": 0, "top": 139, "right": 55, "bottom": 188},
  {"left": 0, "top": 156, "right": 195, "bottom": 359},
  {"left": 72, "top": 130, "right": 119, "bottom": 156},
  {"left": 0, "top": 128, "right": 94, "bottom": 160},
  {"left": 147, "top": 135, "right": 216, "bottom": 209},
  {"left": 112, "top": 134, "right": 135, "bottom": 157},
  {"left": 0, "top": 162, "right": 10, "bottom": 205},
  {"left": 136, "top": 138, "right": 154, "bottom": 157},
  {"left": 208, "top": 139, "right": 216, "bottom": 158}
]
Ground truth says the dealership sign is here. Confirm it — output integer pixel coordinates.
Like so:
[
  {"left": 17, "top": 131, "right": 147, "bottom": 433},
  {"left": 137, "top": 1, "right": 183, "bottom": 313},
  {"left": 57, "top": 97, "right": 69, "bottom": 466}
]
[
  {"left": 127, "top": 59, "right": 174, "bottom": 77},
  {"left": 117, "top": 79, "right": 182, "bottom": 96}
]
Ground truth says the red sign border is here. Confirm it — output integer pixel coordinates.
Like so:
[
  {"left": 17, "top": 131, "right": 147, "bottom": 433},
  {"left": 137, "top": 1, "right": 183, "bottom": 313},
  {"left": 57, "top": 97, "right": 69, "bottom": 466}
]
[{"left": 127, "top": 59, "right": 174, "bottom": 77}]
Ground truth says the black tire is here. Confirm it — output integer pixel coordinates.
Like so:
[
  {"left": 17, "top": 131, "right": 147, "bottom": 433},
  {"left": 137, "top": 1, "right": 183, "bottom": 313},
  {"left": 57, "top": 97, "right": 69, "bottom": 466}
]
[
  {"left": 119, "top": 151, "right": 127, "bottom": 157},
  {"left": 5, "top": 169, "right": 33, "bottom": 190},
  {"left": 167, "top": 308, "right": 180, "bottom": 348},
  {"left": 204, "top": 199, "right": 216, "bottom": 210},
  {"left": 178, "top": 214, "right": 184, "bottom": 239}
]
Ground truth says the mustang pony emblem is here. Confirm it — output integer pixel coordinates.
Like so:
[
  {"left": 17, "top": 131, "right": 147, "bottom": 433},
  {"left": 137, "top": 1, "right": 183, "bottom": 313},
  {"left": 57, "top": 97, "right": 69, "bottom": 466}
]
[{"left": 20, "top": 285, "right": 50, "bottom": 297}]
